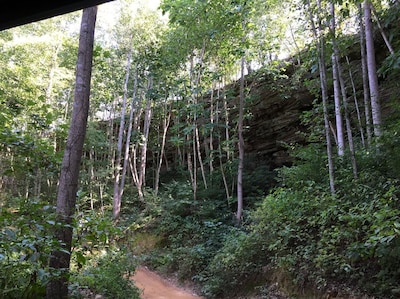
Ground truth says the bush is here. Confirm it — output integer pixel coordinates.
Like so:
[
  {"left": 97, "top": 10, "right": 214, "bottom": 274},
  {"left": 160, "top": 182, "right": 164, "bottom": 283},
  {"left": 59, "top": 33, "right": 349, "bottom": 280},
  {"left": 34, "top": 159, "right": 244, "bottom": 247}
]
[
  {"left": 199, "top": 228, "right": 268, "bottom": 298},
  {"left": 70, "top": 249, "right": 141, "bottom": 299},
  {"left": 0, "top": 198, "right": 61, "bottom": 299},
  {"left": 251, "top": 180, "right": 400, "bottom": 298}
]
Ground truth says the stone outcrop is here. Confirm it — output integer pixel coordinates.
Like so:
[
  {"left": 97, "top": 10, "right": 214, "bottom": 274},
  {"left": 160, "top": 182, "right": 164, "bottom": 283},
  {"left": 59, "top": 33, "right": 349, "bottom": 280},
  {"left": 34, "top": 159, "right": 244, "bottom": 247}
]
[{"left": 242, "top": 67, "right": 315, "bottom": 168}]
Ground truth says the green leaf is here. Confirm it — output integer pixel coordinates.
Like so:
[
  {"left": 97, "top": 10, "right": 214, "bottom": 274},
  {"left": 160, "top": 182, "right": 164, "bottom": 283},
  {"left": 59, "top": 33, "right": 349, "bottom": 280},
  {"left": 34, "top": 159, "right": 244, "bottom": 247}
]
[{"left": 75, "top": 251, "right": 87, "bottom": 267}]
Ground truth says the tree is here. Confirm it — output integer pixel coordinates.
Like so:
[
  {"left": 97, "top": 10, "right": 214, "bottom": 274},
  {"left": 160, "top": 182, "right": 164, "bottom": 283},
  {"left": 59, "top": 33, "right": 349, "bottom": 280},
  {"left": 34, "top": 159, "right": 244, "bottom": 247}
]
[
  {"left": 46, "top": 6, "right": 97, "bottom": 298},
  {"left": 364, "top": 0, "right": 382, "bottom": 137},
  {"left": 358, "top": 3, "right": 372, "bottom": 146},
  {"left": 330, "top": 2, "right": 357, "bottom": 179},
  {"left": 329, "top": 3, "right": 344, "bottom": 156},
  {"left": 112, "top": 39, "right": 133, "bottom": 220},
  {"left": 236, "top": 54, "right": 245, "bottom": 224},
  {"left": 307, "top": 0, "right": 335, "bottom": 194}
]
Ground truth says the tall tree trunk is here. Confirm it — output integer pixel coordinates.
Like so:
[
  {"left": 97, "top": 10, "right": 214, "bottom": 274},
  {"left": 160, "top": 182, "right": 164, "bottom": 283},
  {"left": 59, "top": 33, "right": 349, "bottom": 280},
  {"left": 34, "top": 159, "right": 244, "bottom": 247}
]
[
  {"left": 371, "top": 5, "right": 394, "bottom": 55},
  {"left": 346, "top": 56, "right": 366, "bottom": 147},
  {"left": 236, "top": 55, "right": 245, "bottom": 224},
  {"left": 45, "top": 44, "right": 60, "bottom": 104},
  {"left": 359, "top": 3, "right": 372, "bottom": 145},
  {"left": 209, "top": 85, "right": 215, "bottom": 174},
  {"left": 195, "top": 123, "right": 208, "bottom": 189},
  {"left": 222, "top": 77, "right": 231, "bottom": 161},
  {"left": 120, "top": 68, "right": 138, "bottom": 203},
  {"left": 137, "top": 82, "right": 153, "bottom": 201},
  {"left": 46, "top": 6, "right": 97, "bottom": 299},
  {"left": 364, "top": 0, "right": 382, "bottom": 137},
  {"left": 216, "top": 99, "right": 231, "bottom": 206},
  {"left": 193, "top": 42, "right": 208, "bottom": 190},
  {"left": 329, "top": 2, "right": 344, "bottom": 156},
  {"left": 338, "top": 60, "right": 358, "bottom": 179},
  {"left": 308, "top": 0, "right": 335, "bottom": 194},
  {"left": 154, "top": 100, "right": 171, "bottom": 195},
  {"left": 112, "top": 40, "right": 133, "bottom": 220},
  {"left": 187, "top": 133, "right": 196, "bottom": 200},
  {"left": 130, "top": 92, "right": 144, "bottom": 192},
  {"left": 332, "top": 53, "right": 345, "bottom": 156},
  {"left": 330, "top": 2, "right": 358, "bottom": 178}
]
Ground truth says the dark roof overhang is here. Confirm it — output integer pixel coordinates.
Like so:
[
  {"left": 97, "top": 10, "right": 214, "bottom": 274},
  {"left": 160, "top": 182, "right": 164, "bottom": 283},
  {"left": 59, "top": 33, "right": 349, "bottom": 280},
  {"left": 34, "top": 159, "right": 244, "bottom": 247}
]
[{"left": 0, "top": 0, "right": 114, "bottom": 31}]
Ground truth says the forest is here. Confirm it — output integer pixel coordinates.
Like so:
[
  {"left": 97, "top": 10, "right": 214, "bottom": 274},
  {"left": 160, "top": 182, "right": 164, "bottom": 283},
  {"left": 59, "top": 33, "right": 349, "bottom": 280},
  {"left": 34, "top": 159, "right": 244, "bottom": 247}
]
[{"left": 1, "top": 0, "right": 400, "bottom": 298}]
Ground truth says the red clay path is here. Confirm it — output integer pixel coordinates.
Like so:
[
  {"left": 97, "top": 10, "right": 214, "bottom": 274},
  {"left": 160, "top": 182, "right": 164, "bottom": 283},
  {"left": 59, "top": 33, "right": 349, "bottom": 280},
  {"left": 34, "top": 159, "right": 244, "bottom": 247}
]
[{"left": 132, "top": 267, "right": 205, "bottom": 299}]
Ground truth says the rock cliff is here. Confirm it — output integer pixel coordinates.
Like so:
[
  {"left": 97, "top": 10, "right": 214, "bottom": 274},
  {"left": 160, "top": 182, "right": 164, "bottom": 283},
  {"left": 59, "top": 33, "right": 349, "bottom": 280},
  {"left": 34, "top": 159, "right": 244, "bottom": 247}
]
[{"left": 238, "top": 29, "right": 400, "bottom": 169}]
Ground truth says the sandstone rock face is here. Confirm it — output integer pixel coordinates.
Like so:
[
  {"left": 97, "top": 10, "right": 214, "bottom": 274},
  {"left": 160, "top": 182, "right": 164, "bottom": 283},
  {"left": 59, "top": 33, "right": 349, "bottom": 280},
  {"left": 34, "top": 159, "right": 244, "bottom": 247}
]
[{"left": 242, "top": 69, "right": 315, "bottom": 168}]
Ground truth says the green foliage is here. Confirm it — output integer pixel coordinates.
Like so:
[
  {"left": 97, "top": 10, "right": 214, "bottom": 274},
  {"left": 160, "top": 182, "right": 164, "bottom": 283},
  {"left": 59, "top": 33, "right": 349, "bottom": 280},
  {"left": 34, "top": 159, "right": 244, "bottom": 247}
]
[
  {"left": 0, "top": 198, "right": 62, "bottom": 298},
  {"left": 378, "top": 50, "right": 400, "bottom": 78},
  {"left": 73, "top": 210, "right": 123, "bottom": 257},
  {"left": 277, "top": 142, "right": 329, "bottom": 189},
  {"left": 199, "top": 228, "right": 268, "bottom": 298},
  {"left": 138, "top": 180, "right": 232, "bottom": 284},
  {"left": 70, "top": 249, "right": 141, "bottom": 299},
  {"left": 0, "top": 197, "right": 130, "bottom": 299},
  {"left": 250, "top": 149, "right": 400, "bottom": 298}
]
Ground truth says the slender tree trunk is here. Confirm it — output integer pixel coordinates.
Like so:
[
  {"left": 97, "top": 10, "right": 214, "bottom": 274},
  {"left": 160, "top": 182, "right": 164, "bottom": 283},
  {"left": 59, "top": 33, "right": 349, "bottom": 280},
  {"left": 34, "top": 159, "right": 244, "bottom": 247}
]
[
  {"left": 209, "top": 86, "right": 215, "bottom": 173},
  {"left": 320, "top": 42, "right": 336, "bottom": 194},
  {"left": 332, "top": 53, "right": 345, "bottom": 156},
  {"left": 120, "top": 68, "right": 138, "bottom": 202},
  {"left": 289, "top": 22, "right": 301, "bottom": 65},
  {"left": 330, "top": 2, "right": 358, "bottom": 178},
  {"left": 371, "top": 5, "right": 394, "bottom": 55},
  {"left": 45, "top": 44, "right": 60, "bottom": 104},
  {"left": 215, "top": 94, "right": 231, "bottom": 206},
  {"left": 346, "top": 56, "right": 366, "bottom": 147},
  {"left": 195, "top": 124, "right": 208, "bottom": 189},
  {"left": 359, "top": 3, "right": 372, "bottom": 146},
  {"left": 46, "top": 7, "right": 97, "bottom": 299},
  {"left": 338, "top": 60, "right": 358, "bottom": 179},
  {"left": 193, "top": 42, "right": 208, "bottom": 190},
  {"left": 329, "top": 3, "right": 344, "bottom": 156},
  {"left": 308, "top": 0, "right": 335, "bottom": 194},
  {"left": 130, "top": 92, "right": 144, "bottom": 190},
  {"left": 187, "top": 133, "right": 196, "bottom": 200},
  {"left": 89, "top": 148, "right": 95, "bottom": 209},
  {"left": 113, "top": 40, "right": 133, "bottom": 220},
  {"left": 364, "top": 0, "right": 382, "bottom": 137},
  {"left": 236, "top": 55, "right": 245, "bottom": 224},
  {"left": 154, "top": 101, "right": 171, "bottom": 195},
  {"left": 138, "top": 83, "right": 153, "bottom": 200},
  {"left": 222, "top": 77, "right": 231, "bottom": 160}
]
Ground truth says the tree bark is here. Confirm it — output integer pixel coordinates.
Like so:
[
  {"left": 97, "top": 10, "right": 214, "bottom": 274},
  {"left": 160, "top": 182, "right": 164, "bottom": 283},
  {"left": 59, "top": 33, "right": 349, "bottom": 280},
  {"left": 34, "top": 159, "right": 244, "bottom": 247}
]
[
  {"left": 308, "top": 0, "right": 335, "bottom": 194},
  {"left": 371, "top": 4, "right": 394, "bottom": 55},
  {"left": 364, "top": 0, "right": 382, "bottom": 137},
  {"left": 330, "top": 2, "right": 358, "bottom": 178},
  {"left": 112, "top": 39, "right": 133, "bottom": 220},
  {"left": 346, "top": 55, "right": 366, "bottom": 147},
  {"left": 120, "top": 68, "right": 138, "bottom": 203},
  {"left": 154, "top": 100, "right": 171, "bottom": 195},
  {"left": 236, "top": 55, "right": 245, "bottom": 224},
  {"left": 138, "top": 82, "right": 153, "bottom": 200},
  {"left": 46, "top": 6, "right": 97, "bottom": 299},
  {"left": 332, "top": 53, "right": 345, "bottom": 156},
  {"left": 359, "top": 3, "right": 372, "bottom": 145},
  {"left": 329, "top": 3, "right": 344, "bottom": 156}
]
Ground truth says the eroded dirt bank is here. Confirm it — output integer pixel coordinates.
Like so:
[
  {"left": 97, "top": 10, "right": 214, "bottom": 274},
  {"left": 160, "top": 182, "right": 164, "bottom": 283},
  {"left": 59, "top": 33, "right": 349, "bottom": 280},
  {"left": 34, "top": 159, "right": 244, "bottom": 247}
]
[{"left": 132, "top": 267, "right": 205, "bottom": 299}]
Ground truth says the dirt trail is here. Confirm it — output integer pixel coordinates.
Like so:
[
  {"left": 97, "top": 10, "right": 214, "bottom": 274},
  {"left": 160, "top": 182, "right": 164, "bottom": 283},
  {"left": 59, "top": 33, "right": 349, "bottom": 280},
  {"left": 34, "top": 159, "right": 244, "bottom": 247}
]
[{"left": 132, "top": 267, "right": 205, "bottom": 299}]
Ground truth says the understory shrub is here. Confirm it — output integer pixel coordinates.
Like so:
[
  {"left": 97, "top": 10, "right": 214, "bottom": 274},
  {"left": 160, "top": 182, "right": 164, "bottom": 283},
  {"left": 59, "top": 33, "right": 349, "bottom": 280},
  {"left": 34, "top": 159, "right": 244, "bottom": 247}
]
[
  {"left": 70, "top": 249, "right": 141, "bottom": 299},
  {"left": 199, "top": 228, "right": 268, "bottom": 298},
  {"left": 251, "top": 182, "right": 400, "bottom": 298},
  {"left": 0, "top": 198, "right": 61, "bottom": 299},
  {"left": 139, "top": 180, "right": 234, "bottom": 286}
]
